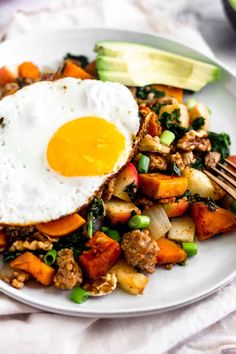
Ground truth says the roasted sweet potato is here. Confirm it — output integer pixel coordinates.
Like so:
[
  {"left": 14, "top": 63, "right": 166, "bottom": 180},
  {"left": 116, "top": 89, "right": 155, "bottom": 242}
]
[
  {"left": 78, "top": 232, "right": 121, "bottom": 279},
  {"left": 18, "top": 61, "right": 41, "bottom": 80},
  {"left": 0, "top": 65, "right": 17, "bottom": 86},
  {"left": 191, "top": 202, "right": 236, "bottom": 240},
  {"left": 162, "top": 199, "right": 189, "bottom": 217},
  {"left": 156, "top": 237, "right": 187, "bottom": 264},
  {"left": 36, "top": 213, "right": 86, "bottom": 237},
  {"left": 10, "top": 252, "right": 55, "bottom": 286},
  {"left": 139, "top": 173, "right": 188, "bottom": 199},
  {"left": 0, "top": 230, "right": 6, "bottom": 248},
  {"left": 85, "top": 61, "right": 98, "bottom": 77},
  {"left": 151, "top": 84, "right": 183, "bottom": 103},
  {"left": 105, "top": 199, "right": 141, "bottom": 224},
  {"left": 61, "top": 60, "right": 92, "bottom": 80}
]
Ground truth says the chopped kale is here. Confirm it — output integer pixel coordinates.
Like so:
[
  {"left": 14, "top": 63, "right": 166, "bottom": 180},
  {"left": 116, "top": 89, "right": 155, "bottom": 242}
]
[
  {"left": 124, "top": 181, "right": 137, "bottom": 201},
  {"left": 172, "top": 163, "right": 181, "bottom": 176},
  {"left": 90, "top": 198, "right": 105, "bottom": 219},
  {"left": 3, "top": 250, "right": 22, "bottom": 263},
  {"left": 191, "top": 117, "right": 205, "bottom": 131},
  {"left": 136, "top": 85, "right": 165, "bottom": 100},
  {"left": 151, "top": 103, "right": 164, "bottom": 115},
  {"left": 179, "top": 190, "right": 218, "bottom": 211},
  {"left": 159, "top": 109, "right": 187, "bottom": 139},
  {"left": 208, "top": 132, "right": 231, "bottom": 161},
  {"left": 54, "top": 232, "right": 89, "bottom": 258},
  {"left": 63, "top": 53, "right": 89, "bottom": 68},
  {"left": 191, "top": 157, "right": 205, "bottom": 170},
  {"left": 86, "top": 198, "right": 105, "bottom": 237}
]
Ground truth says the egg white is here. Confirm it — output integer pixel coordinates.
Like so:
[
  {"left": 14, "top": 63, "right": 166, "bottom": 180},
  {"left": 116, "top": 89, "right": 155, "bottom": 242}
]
[{"left": 0, "top": 78, "right": 140, "bottom": 224}]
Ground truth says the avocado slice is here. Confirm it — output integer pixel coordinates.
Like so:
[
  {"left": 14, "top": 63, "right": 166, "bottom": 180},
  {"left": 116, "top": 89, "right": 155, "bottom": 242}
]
[{"left": 95, "top": 41, "right": 221, "bottom": 91}]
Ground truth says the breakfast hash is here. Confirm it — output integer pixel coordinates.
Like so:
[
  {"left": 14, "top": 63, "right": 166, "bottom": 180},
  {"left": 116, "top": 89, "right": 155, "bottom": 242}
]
[{"left": 0, "top": 42, "right": 235, "bottom": 304}]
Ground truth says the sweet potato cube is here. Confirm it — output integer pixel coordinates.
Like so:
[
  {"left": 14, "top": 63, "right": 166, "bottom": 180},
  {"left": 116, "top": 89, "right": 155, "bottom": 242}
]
[
  {"left": 18, "top": 61, "right": 40, "bottom": 80},
  {"left": 139, "top": 173, "right": 188, "bottom": 199},
  {"left": 61, "top": 60, "right": 92, "bottom": 80},
  {"left": 0, "top": 230, "right": 6, "bottom": 248},
  {"left": 0, "top": 65, "right": 17, "bottom": 86},
  {"left": 78, "top": 232, "right": 121, "bottom": 279},
  {"left": 36, "top": 213, "right": 86, "bottom": 237},
  {"left": 192, "top": 202, "right": 236, "bottom": 241},
  {"left": 156, "top": 237, "right": 187, "bottom": 264},
  {"left": 10, "top": 252, "right": 55, "bottom": 286}
]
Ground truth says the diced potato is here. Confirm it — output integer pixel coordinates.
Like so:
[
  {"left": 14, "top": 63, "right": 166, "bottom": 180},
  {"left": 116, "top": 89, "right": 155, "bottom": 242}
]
[
  {"left": 189, "top": 102, "right": 210, "bottom": 130},
  {"left": 159, "top": 103, "right": 189, "bottom": 128},
  {"left": 110, "top": 259, "right": 148, "bottom": 295},
  {"left": 105, "top": 199, "right": 141, "bottom": 224},
  {"left": 168, "top": 216, "right": 195, "bottom": 243},
  {"left": 183, "top": 167, "right": 225, "bottom": 200}
]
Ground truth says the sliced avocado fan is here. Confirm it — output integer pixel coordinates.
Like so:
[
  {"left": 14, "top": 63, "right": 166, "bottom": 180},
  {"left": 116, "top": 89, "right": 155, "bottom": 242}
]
[{"left": 94, "top": 41, "right": 221, "bottom": 91}]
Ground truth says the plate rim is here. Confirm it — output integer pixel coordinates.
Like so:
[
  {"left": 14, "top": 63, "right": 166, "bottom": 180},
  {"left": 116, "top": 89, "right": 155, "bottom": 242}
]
[{"left": 0, "top": 27, "right": 235, "bottom": 318}]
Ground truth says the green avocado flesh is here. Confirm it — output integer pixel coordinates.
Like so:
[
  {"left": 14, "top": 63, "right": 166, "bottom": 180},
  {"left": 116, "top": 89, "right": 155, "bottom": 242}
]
[{"left": 95, "top": 41, "right": 221, "bottom": 91}]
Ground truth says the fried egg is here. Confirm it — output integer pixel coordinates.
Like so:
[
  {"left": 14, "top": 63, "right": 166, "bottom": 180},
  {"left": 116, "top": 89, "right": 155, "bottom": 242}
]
[{"left": 0, "top": 78, "right": 140, "bottom": 224}]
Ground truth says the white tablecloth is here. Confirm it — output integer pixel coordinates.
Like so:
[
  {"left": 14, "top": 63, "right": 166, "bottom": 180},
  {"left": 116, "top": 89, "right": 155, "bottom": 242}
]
[{"left": 0, "top": 1, "right": 236, "bottom": 353}]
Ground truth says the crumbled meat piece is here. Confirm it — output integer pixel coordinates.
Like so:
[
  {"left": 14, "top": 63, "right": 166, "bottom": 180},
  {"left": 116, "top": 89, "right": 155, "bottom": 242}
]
[
  {"left": 169, "top": 152, "right": 185, "bottom": 172},
  {"left": 102, "top": 177, "right": 116, "bottom": 202},
  {"left": 2, "top": 82, "right": 20, "bottom": 96},
  {"left": 181, "top": 151, "right": 196, "bottom": 166},
  {"left": 9, "top": 239, "right": 52, "bottom": 252},
  {"left": 177, "top": 130, "right": 211, "bottom": 152},
  {"left": 53, "top": 249, "right": 83, "bottom": 290},
  {"left": 0, "top": 268, "right": 29, "bottom": 289},
  {"left": 121, "top": 229, "right": 159, "bottom": 273},
  {"left": 148, "top": 153, "right": 167, "bottom": 171},
  {"left": 139, "top": 134, "right": 170, "bottom": 154},
  {"left": 134, "top": 195, "right": 155, "bottom": 209},
  {"left": 5, "top": 226, "right": 36, "bottom": 241},
  {"left": 83, "top": 273, "right": 117, "bottom": 296},
  {"left": 205, "top": 151, "right": 221, "bottom": 168}
]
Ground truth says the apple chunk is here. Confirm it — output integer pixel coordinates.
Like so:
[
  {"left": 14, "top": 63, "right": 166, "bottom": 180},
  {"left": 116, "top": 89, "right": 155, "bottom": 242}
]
[
  {"left": 113, "top": 162, "right": 138, "bottom": 201},
  {"left": 105, "top": 198, "right": 141, "bottom": 224}
]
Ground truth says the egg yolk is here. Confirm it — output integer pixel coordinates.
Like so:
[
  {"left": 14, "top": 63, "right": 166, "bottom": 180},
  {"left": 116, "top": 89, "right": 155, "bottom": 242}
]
[{"left": 47, "top": 117, "right": 126, "bottom": 177}]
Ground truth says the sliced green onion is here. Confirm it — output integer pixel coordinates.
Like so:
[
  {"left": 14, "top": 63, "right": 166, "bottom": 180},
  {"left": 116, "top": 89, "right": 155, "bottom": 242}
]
[
  {"left": 185, "top": 98, "right": 198, "bottom": 110},
  {"left": 160, "top": 130, "right": 175, "bottom": 146},
  {"left": 182, "top": 242, "right": 198, "bottom": 257},
  {"left": 107, "top": 229, "right": 121, "bottom": 242},
  {"left": 137, "top": 154, "right": 150, "bottom": 173},
  {"left": 128, "top": 215, "right": 150, "bottom": 229},
  {"left": 230, "top": 200, "right": 236, "bottom": 214},
  {"left": 102, "top": 226, "right": 110, "bottom": 233},
  {"left": 87, "top": 212, "right": 93, "bottom": 238},
  {"left": 70, "top": 287, "right": 89, "bottom": 304},
  {"left": 44, "top": 249, "right": 57, "bottom": 265}
]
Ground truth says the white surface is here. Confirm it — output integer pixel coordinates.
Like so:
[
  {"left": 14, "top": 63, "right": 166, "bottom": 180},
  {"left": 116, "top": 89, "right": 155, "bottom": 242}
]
[{"left": 0, "top": 29, "right": 236, "bottom": 320}]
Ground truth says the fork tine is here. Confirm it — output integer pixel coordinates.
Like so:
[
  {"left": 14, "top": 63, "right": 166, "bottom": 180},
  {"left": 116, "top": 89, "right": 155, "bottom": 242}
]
[
  {"left": 204, "top": 169, "right": 236, "bottom": 200},
  {"left": 211, "top": 166, "right": 236, "bottom": 187},
  {"left": 218, "top": 163, "right": 236, "bottom": 179},
  {"left": 225, "top": 158, "right": 236, "bottom": 170}
]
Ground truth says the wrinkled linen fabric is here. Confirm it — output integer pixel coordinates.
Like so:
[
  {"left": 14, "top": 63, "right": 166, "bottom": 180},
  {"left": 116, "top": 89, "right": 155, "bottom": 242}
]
[{"left": 0, "top": 1, "right": 236, "bottom": 353}]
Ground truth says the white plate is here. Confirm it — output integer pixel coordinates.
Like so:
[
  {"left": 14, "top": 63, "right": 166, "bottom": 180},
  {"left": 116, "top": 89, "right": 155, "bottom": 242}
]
[{"left": 0, "top": 28, "right": 235, "bottom": 318}]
